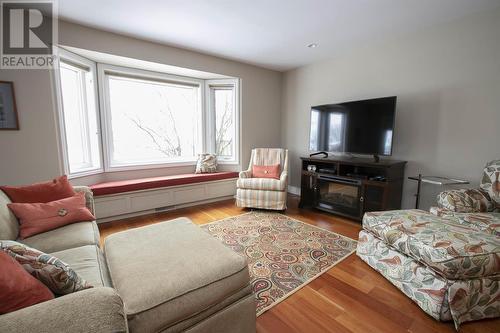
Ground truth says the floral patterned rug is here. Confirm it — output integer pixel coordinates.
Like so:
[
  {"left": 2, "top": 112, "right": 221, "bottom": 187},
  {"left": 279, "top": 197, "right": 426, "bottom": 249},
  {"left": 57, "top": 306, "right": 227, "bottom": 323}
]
[{"left": 200, "top": 211, "right": 357, "bottom": 315}]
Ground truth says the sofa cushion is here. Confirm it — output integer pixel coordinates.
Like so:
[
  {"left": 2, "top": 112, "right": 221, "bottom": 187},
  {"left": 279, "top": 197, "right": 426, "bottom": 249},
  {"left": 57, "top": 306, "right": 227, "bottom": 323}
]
[
  {"left": 90, "top": 172, "right": 239, "bottom": 196},
  {"left": 363, "top": 209, "right": 500, "bottom": 279},
  {"left": 51, "top": 245, "right": 112, "bottom": 288},
  {"left": 236, "top": 188, "right": 287, "bottom": 210},
  {"left": 104, "top": 218, "right": 250, "bottom": 332},
  {"left": 236, "top": 177, "right": 286, "bottom": 191},
  {"left": 1, "top": 241, "right": 92, "bottom": 295},
  {"left": 20, "top": 221, "right": 100, "bottom": 253},
  {"left": 8, "top": 193, "right": 95, "bottom": 239},
  {"left": 430, "top": 207, "right": 500, "bottom": 236},
  {"left": 0, "top": 190, "right": 18, "bottom": 240}
]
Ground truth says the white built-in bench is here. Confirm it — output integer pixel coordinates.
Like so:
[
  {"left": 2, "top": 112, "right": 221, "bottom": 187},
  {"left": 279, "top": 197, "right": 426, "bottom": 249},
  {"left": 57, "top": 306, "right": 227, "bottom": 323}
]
[{"left": 89, "top": 172, "right": 239, "bottom": 222}]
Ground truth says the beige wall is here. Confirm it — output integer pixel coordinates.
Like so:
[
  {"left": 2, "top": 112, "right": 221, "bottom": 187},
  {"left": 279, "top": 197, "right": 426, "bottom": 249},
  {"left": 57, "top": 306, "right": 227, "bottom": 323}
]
[
  {"left": 2, "top": 8, "right": 499, "bottom": 211},
  {"left": 281, "top": 8, "right": 500, "bottom": 209},
  {"left": 0, "top": 69, "right": 60, "bottom": 185},
  {"left": 0, "top": 21, "right": 282, "bottom": 186}
]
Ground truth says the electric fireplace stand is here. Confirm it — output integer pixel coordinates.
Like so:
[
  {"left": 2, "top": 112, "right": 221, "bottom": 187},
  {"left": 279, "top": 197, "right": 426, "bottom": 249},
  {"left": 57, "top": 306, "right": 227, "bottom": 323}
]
[{"left": 299, "top": 156, "right": 407, "bottom": 221}]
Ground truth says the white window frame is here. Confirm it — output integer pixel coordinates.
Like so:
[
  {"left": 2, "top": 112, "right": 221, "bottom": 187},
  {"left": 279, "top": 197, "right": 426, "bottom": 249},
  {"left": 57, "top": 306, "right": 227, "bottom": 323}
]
[
  {"left": 54, "top": 50, "right": 241, "bottom": 177},
  {"left": 205, "top": 78, "right": 240, "bottom": 165},
  {"left": 54, "top": 48, "right": 104, "bottom": 178},
  {"left": 97, "top": 64, "right": 205, "bottom": 172}
]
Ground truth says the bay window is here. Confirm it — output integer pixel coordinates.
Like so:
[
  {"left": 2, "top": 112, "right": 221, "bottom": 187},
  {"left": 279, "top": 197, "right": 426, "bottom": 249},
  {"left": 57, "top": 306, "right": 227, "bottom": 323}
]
[{"left": 55, "top": 50, "right": 239, "bottom": 177}]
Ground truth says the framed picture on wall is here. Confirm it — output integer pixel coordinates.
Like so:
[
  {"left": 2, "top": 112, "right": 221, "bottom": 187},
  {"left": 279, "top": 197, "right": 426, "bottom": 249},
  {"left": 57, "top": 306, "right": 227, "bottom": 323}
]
[{"left": 0, "top": 81, "right": 19, "bottom": 130}]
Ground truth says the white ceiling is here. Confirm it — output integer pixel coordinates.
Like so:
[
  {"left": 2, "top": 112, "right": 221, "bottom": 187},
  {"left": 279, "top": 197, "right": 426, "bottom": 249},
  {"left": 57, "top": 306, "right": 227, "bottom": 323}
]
[{"left": 58, "top": 0, "right": 500, "bottom": 71}]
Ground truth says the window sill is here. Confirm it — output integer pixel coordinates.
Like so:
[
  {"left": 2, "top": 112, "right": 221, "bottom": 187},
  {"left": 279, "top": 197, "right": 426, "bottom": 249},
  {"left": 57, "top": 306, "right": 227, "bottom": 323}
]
[
  {"left": 105, "top": 161, "right": 197, "bottom": 172},
  {"left": 218, "top": 160, "right": 240, "bottom": 166},
  {"left": 67, "top": 168, "right": 104, "bottom": 180}
]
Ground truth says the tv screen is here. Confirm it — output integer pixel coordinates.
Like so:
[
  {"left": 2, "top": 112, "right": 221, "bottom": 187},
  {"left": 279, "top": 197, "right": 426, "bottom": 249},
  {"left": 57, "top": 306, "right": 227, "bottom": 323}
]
[{"left": 309, "top": 96, "right": 396, "bottom": 156}]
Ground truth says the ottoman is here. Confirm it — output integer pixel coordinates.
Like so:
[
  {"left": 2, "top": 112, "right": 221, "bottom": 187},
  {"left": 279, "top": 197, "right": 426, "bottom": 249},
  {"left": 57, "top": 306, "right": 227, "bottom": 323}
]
[
  {"left": 104, "top": 218, "right": 256, "bottom": 333},
  {"left": 356, "top": 209, "right": 500, "bottom": 329}
]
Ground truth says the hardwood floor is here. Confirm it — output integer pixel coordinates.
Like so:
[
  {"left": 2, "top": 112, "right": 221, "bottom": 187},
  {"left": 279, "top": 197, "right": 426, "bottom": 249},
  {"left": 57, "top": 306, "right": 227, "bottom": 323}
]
[{"left": 98, "top": 195, "right": 499, "bottom": 333}]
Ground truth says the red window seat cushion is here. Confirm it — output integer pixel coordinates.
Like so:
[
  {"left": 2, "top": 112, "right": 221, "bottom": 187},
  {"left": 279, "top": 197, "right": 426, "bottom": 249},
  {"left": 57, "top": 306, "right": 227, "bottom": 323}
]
[{"left": 89, "top": 172, "right": 239, "bottom": 196}]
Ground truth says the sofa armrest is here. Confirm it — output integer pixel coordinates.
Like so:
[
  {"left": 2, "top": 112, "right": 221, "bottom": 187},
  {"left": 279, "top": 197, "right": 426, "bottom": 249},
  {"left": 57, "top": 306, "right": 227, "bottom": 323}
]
[
  {"left": 0, "top": 287, "right": 127, "bottom": 333},
  {"left": 74, "top": 186, "right": 95, "bottom": 215},
  {"left": 437, "top": 188, "right": 493, "bottom": 213}
]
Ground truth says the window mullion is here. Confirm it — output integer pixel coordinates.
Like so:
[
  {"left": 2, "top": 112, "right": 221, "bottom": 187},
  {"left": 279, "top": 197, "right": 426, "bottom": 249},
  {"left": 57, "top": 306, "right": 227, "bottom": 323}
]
[
  {"left": 78, "top": 70, "right": 92, "bottom": 167},
  {"left": 206, "top": 84, "right": 216, "bottom": 155}
]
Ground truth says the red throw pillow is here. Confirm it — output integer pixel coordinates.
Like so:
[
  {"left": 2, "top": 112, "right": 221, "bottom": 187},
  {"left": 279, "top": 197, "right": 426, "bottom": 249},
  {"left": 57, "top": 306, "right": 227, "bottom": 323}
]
[
  {"left": 0, "top": 175, "right": 75, "bottom": 203},
  {"left": 7, "top": 193, "right": 95, "bottom": 239},
  {"left": 0, "top": 251, "right": 54, "bottom": 314},
  {"left": 252, "top": 164, "right": 281, "bottom": 179}
]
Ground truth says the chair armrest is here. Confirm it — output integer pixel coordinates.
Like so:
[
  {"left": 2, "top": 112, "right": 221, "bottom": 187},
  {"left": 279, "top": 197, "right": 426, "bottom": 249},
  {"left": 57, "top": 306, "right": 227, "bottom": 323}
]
[
  {"left": 280, "top": 171, "right": 288, "bottom": 191},
  {"left": 0, "top": 287, "right": 127, "bottom": 333},
  {"left": 74, "top": 186, "right": 95, "bottom": 215},
  {"left": 239, "top": 170, "right": 252, "bottom": 179},
  {"left": 274, "top": 171, "right": 288, "bottom": 192},
  {"left": 280, "top": 171, "right": 288, "bottom": 185},
  {"left": 437, "top": 188, "right": 493, "bottom": 213}
]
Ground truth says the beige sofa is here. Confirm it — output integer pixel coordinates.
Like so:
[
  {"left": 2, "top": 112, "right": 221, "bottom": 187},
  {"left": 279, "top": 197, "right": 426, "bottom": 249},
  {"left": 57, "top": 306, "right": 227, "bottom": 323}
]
[
  {"left": 0, "top": 186, "right": 256, "bottom": 333},
  {"left": 0, "top": 186, "right": 127, "bottom": 332}
]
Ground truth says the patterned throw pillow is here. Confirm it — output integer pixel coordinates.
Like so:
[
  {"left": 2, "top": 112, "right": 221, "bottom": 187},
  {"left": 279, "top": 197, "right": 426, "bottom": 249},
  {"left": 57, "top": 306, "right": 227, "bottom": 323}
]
[
  {"left": 0, "top": 241, "right": 92, "bottom": 295},
  {"left": 480, "top": 160, "right": 500, "bottom": 211},
  {"left": 437, "top": 188, "right": 493, "bottom": 213},
  {"left": 195, "top": 154, "right": 217, "bottom": 174}
]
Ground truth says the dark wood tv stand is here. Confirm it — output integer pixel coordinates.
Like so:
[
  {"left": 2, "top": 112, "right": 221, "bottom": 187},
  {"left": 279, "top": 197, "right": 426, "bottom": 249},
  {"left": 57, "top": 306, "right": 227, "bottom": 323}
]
[{"left": 299, "top": 156, "right": 407, "bottom": 221}]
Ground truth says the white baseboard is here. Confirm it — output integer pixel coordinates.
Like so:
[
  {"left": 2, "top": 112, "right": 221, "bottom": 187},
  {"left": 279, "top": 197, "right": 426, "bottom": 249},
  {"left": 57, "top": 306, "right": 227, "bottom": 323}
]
[{"left": 288, "top": 185, "right": 301, "bottom": 196}]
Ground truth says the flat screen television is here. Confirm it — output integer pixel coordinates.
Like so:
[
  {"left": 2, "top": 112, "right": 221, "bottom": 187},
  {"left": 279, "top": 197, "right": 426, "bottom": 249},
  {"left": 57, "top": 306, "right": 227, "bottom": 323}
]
[{"left": 309, "top": 96, "right": 396, "bottom": 156}]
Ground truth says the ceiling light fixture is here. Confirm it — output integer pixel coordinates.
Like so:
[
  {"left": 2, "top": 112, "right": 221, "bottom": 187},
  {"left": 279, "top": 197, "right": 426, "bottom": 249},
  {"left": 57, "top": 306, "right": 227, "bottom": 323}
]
[{"left": 307, "top": 43, "right": 318, "bottom": 48}]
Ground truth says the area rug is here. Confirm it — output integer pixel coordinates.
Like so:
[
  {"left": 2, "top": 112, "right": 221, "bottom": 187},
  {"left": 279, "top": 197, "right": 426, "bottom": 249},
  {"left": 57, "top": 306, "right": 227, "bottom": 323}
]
[{"left": 200, "top": 211, "right": 357, "bottom": 315}]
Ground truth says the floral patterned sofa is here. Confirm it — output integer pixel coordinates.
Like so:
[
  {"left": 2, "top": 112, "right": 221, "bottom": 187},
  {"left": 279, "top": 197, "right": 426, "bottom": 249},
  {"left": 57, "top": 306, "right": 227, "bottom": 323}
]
[{"left": 356, "top": 160, "right": 500, "bottom": 329}]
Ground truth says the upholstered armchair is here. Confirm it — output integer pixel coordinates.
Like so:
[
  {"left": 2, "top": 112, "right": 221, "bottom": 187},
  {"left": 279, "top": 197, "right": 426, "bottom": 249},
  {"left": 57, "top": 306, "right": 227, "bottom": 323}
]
[
  {"left": 431, "top": 159, "right": 500, "bottom": 216},
  {"left": 236, "top": 148, "right": 288, "bottom": 210}
]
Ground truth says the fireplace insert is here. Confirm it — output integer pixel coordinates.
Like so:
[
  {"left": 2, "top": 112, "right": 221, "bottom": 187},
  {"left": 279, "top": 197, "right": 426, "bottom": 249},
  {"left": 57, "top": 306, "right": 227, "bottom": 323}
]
[{"left": 315, "top": 174, "right": 363, "bottom": 219}]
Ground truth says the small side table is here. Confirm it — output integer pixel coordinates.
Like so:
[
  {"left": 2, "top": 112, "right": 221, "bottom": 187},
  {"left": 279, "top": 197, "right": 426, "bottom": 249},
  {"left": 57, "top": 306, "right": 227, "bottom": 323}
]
[{"left": 408, "top": 174, "right": 469, "bottom": 209}]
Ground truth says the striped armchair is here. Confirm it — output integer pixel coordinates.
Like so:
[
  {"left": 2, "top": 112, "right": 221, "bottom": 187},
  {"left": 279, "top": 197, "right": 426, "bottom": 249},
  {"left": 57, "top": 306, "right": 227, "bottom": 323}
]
[{"left": 236, "top": 148, "right": 288, "bottom": 210}]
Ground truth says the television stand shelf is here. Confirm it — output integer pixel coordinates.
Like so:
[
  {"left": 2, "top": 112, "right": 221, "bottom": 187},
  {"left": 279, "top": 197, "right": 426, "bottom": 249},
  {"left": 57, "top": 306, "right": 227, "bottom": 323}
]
[{"left": 299, "top": 156, "right": 407, "bottom": 221}]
